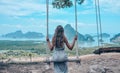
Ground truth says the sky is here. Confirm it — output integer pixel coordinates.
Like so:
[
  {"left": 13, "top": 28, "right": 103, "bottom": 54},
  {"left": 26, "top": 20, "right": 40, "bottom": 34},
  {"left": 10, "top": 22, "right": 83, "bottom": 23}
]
[{"left": 0, "top": 0, "right": 120, "bottom": 36}]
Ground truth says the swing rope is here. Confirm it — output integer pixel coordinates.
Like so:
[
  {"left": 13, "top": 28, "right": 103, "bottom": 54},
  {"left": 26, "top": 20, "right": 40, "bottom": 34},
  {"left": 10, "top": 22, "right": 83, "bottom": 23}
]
[
  {"left": 46, "top": 0, "right": 50, "bottom": 59},
  {"left": 95, "top": 0, "right": 100, "bottom": 47},
  {"left": 74, "top": 0, "right": 79, "bottom": 58},
  {"left": 46, "top": 0, "right": 49, "bottom": 37},
  {"left": 97, "top": 0, "right": 103, "bottom": 46},
  {"left": 95, "top": 0, "right": 103, "bottom": 48}
]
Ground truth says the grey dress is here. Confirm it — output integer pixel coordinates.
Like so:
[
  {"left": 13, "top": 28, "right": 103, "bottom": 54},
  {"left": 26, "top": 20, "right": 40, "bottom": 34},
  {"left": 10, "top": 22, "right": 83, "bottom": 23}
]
[{"left": 52, "top": 48, "right": 68, "bottom": 73}]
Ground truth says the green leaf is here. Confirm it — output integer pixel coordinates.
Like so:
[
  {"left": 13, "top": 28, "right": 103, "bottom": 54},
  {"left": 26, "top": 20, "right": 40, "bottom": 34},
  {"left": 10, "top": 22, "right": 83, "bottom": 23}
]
[{"left": 52, "top": 0, "right": 84, "bottom": 9}]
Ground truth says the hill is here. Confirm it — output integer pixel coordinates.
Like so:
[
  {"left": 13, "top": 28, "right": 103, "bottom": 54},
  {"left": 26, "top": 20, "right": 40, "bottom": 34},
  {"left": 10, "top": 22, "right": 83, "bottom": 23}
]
[
  {"left": 64, "top": 24, "right": 94, "bottom": 42},
  {"left": 1, "top": 30, "right": 44, "bottom": 39},
  {"left": 93, "top": 33, "right": 110, "bottom": 38},
  {"left": 110, "top": 33, "right": 120, "bottom": 43}
]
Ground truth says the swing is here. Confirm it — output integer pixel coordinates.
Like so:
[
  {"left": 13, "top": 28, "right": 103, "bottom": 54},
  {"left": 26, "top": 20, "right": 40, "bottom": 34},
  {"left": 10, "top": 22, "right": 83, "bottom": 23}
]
[
  {"left": 44, "top": 0, "right": 81, "bottom": 63},
  {"left": 93, "top": 0, "right": 120, "bottom": 54},
  {"left": 93, "top": 0, "right": 106, "bottom": 54}
]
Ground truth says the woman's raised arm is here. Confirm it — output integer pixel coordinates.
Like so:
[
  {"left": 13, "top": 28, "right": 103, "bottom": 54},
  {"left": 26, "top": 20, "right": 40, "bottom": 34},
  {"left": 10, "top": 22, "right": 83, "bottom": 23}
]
[
  {"left": 46, "top": 36, "right": 54, "bottom": 51},
  {"left": 64, "top": 35, "right": 77, "bottom": 50}
]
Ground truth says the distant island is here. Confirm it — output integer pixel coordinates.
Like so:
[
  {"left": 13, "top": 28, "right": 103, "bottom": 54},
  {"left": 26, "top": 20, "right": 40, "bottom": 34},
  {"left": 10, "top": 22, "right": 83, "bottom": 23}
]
[
  {"left": 1, "top": 24, "right": 119, "bottom": 44},
  {"left": 110, "top": 33, "right": 120, "bottom": 43},
  {"left": 1, "top": 30, "right": 44, "bottom": 39},
  {"left": 93, "top": 33, "right": 110, "bottom": 38},
  {"left": 0, "top": 24, "right": 95, "bottom": 42},
  {"left": 64, "top": 24, "right": 95, "bottom": 42}
]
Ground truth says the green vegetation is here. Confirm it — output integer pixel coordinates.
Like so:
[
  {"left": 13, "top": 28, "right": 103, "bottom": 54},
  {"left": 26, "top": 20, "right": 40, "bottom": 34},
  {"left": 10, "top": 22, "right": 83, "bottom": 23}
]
[
  {"left": 52, "top": 0, "right": 84, "bottom": 9},
  {"left": 65, "top": 46, "right": 97, "bottom": 56},
  {"left": 0, "top": 40, "right": 46, "bottom": 59},
  {"left": 0, "top": 40, "right": 119, "bottom": 59}
]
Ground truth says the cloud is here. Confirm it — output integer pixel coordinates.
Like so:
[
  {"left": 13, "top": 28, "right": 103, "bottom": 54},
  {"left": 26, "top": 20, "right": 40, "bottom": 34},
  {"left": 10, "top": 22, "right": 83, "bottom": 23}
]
[
  {"left": 77, "top": 0, "right": 120, "bottom": 15},
  {"left": 0, "top": 0, "right": 46, "bottom": 16},
  {"left": 78, "top": 23, "right": 96, "bottom": 27},
  {"left": 78, "top": 9, "right": 95, "bottom": 15},
  {"left": 99, "top": 0, "right": 120, "bottom": 14},
  {"left": 0, "top": 18, "right": 68, "bottom": 35},
  {"left": 0, "top": 23, "right": 46, "bottom": 34},
  {"left": 50, "top": 19, "right": 68, "bottom": 25},
  {"left": 0, "top": 0, "right": 120, "bottom": 17},
  {"left": 0, "top": 0, "right": 69, "bottom": 17},
  {"left": 0, "top": 0, "right": 119, "bottom": 35}
]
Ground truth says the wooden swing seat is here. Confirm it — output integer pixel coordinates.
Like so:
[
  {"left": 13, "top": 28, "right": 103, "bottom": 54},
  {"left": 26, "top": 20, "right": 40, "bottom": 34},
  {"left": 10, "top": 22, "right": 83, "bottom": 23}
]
[
  {"left": 4, "top": 56, "right": 80, "bottom": 64},
  {"left": 42, "top": 57, "right": 81, "bottom": 63}
]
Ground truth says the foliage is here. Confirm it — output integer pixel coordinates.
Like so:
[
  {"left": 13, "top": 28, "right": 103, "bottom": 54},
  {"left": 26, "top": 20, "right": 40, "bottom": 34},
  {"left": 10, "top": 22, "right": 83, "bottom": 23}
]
[
  {"left": 65, "top": 47, "right": 97, "bottom": 56},
  {"left": 52, "top": 0, "right": 84, "bottom": 9},
  {"left": 0, "top": 40, "right": 119, "bottom": 59}
]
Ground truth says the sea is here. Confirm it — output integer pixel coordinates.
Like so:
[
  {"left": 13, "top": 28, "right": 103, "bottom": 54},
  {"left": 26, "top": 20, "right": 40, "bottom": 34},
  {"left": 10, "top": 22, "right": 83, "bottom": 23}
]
[
  {"left": 0, "top": 37, "right": 45, "bottom": 41},
  {"left": 0, "top": 37, "right": 112, "bottom": 47}
]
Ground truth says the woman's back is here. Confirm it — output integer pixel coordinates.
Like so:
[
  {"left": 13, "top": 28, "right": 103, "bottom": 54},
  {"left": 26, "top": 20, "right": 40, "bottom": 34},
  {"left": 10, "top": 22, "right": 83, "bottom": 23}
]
[{"left": 46, "top": 25, "right": 77, "bottom": 73}]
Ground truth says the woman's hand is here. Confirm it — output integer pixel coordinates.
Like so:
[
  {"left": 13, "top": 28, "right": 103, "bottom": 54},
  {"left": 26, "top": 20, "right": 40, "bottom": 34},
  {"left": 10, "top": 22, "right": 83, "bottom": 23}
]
[
  {"left": 74, "top": 35, "right": 77, "bottom": 40},
  {"left": 46, "top": 36, "right": 49, "bottom": 42}
]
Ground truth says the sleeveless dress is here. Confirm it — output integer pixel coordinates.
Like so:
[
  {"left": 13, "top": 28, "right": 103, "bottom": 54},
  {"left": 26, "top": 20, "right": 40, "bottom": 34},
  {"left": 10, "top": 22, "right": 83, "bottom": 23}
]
[{"left": 52, "top": 47, "right": 68, "bottom": 73}]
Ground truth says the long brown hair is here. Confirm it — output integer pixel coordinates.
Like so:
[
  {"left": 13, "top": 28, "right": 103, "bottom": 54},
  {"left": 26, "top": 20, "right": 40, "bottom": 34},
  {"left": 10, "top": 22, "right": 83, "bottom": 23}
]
[{"left": 53, "top": 25, "right": 64, "bottom": 48}]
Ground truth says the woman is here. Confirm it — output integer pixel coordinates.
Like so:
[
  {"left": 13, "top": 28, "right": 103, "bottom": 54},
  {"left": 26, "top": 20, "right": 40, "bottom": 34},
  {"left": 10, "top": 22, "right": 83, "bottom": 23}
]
[{"left": 46, "top": 25, "right": 77, "bottom": 73}]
